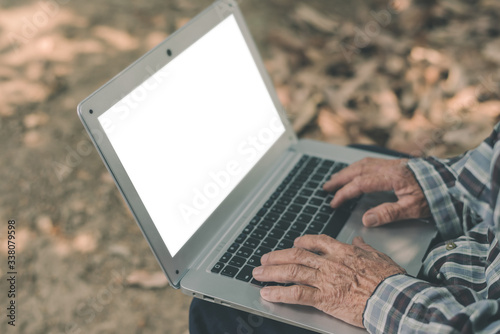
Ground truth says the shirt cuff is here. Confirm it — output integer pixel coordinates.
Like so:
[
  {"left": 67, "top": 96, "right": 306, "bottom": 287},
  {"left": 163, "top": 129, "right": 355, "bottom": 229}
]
[
  {"left": 363, "top": 274, "right": 433, "bottom": 333},
  {"left": 407, "top": 158, "right": 464, "bottom": 240}
]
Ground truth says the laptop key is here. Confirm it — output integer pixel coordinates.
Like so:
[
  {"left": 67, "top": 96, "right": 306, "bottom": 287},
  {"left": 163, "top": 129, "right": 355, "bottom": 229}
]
[
  {"left": 270, "top": 191, "right": 280, "bottom": 200},
  {"left": 288, "top": 183, "right": 302, "bottom": 191},
  {"left": 294, "top": 196, "right": 308, "bottom": 205},
  {"left": 294, "top": 175, "right": 308, "bottom": 182},
  {"left": 314, "top": 213, "right": 330, "bottom": 223},
  {"left": 320, "top": 205, "right": 334, "bottom": 214},
  {"left": 299, "top": 189, "right": 313, "bottom": 197},
  {"left": 277, "top": 196, "right": 292, "bottom": 206},
  {"left": 258, "top": 221, "right": 273, "bottom": 231},
  {"left": 244, "top": 238, "right": 260, "bottom": 249},
  {"left": 265, "top": 212, "right": 280, "bottom": 222},
  {"left": 304, "top": 229, "right": 321, "bottom": 235},
  {"left": 243, "top": 225, "right": 254, "bottom": 234},
  {"left": 235, "top": 233, "right": 247, "bottom": 244},
  {"left": 236, "top": 265, "right": 254, "bottom": 282},
  {"left": 256, "top": 208, "right": 267, "bottom": 217},
  {"left": 315, "top": 190, "right": 329, "bottom": 197},
  {"left": 267, "top": 226, "right": 285, "bottom": 239},
  {"left": 278, "top": 239, "right": 293, "bottom": 249},
  {"left": 290, "top": 222, "right": 307, "bottom": 232},
  {"left": 311, "top": 175, "right": 323, "bottom": 182},
  {"left": 317, "top": 167, "right": 329, "bottom": 174},
  {"left": 303, "top": 205, "right": 318, "bottom": 215},
  {"left": 229, "top": 256, "right": 246, "bottom": 268},
  {"left": 275, "top": 220, "right": 291, "bottom": 231},
  {"left": 237, "top": 246, "right": 253, "bottom": 258},
  {"left": 221, "top": 265, "right": 239, "bottom": 278},
  {"left": 321, "top": 160, "right": 335, "bottom": 168},
  {"left": 254, "top": 246, "right": 272, "bottom": 257},
  {"left": 250, "top": 228, "right": 267, "bottom": 240},
  {"left": 305, "top": 181, "right": 320, "bottom": 189},
  {"left": 297, "top": 213, "right": 313, "bottom": 224},
  {"left": 287, "top": 204, "right": 302, "bottom": 213},
  {"left": 211, "top": 262, "right": 224, "bottom": 274},
  {"left": 249, "top": 216, "right": 260, "bottom": 225},
  {"left": 263, "top": 199, "right": 274, "bottom": 208},
  {"left": 282, "top": 212, "right": 297, "bottom": 221},
  {"left": 308, "top": 222, "right": 323, "bottom": 231},
  {"left": 309, "top": 197, "right": 323, "bottom": 206},
  {"left": 261, "top": 237, "right": 278, "bottom": 249},
  {"left": 284, "top": 230, "right": 300, "bottom": 241},
  {"left": 219, "top": 252, "right": 232, "bottom": 263},
  {"left": 247, "top": 256, "right": 261, "bottom": 267},
  {"left": 270, "top": 205, "right": 286, "bottom": 214},
  {"left": 227, "top": 243, "right": 239, "bottom": 253}
]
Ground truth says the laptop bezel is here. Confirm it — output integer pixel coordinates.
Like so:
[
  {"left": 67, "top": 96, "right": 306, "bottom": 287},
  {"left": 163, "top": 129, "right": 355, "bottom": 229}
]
[{"left": 77, "top": 0, "right": 297, "bottom": 287}]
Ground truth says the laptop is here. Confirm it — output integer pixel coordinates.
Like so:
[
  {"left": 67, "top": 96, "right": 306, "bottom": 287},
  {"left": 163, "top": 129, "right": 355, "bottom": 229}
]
[{"left": 77, "top": 1, "right": 436, "bottom": 332}]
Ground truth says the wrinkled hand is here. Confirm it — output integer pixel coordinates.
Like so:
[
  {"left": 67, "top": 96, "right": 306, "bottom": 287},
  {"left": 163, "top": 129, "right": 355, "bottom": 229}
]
[
  {"left": 324, "top": 157, "right": 430, "bottom": 227},
  {"left": 252, "top": 235, "right": 405, "bottom": 328}
]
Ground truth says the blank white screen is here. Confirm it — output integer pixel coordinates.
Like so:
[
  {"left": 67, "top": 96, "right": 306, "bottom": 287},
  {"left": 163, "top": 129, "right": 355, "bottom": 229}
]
[{"left": 98, "top": 15, "right": 285, "bottom": 256}]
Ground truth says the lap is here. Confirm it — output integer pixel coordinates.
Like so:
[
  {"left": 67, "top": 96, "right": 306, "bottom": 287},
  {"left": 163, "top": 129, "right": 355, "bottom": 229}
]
[{"left": 189, "top": 298, "right": 317, "bottom": 334}]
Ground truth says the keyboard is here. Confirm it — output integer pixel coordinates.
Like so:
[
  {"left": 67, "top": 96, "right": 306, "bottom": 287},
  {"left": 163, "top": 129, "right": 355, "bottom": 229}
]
[{"left": 210, "top": 155, "right": 358, "bottom": 286}]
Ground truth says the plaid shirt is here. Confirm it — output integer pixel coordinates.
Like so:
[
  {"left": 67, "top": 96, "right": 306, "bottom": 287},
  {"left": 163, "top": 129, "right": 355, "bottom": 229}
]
[{"left": 363, "top": 122, "right": 500, "bottom": 333}]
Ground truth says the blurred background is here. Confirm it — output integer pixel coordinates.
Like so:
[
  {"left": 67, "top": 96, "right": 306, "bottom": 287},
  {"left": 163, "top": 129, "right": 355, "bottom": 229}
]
[{"left": 1, "top": 0, "right": 499, "bottom": 333}]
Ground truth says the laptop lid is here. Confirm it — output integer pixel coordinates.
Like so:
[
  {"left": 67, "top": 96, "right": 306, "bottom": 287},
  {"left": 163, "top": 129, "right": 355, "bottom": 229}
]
[{"left": 77, "top": 0, "right": 297, "bottom": 288}]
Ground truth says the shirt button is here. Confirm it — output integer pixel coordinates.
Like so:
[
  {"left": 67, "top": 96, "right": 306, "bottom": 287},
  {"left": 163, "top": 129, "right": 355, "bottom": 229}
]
[{"left": 445, "top": 241, "right": 457, "bottom": 250}]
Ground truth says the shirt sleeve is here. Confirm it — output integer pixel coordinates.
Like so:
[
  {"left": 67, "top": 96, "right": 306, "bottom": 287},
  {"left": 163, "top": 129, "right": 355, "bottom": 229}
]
[
  {"left": 407, "top": 156, "right": 482, "bottom": 240},
  {"left": 363, "top": 273, "right": 500, "bottom": 333},
  {"left": 406, "top": 122, "right": 500, "bottom": 240}
]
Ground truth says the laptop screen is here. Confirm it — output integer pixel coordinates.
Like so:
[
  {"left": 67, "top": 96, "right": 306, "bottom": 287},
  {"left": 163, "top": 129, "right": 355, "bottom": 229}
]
[{"left": 98, "top": 15, "right": 285, "bottom": 256}]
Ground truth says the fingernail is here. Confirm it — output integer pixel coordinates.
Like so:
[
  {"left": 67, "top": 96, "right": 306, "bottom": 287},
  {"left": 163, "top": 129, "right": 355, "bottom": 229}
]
[
  {"left": 365, "top": 213, "right": 378, "bottom": 226},
  {"left": 260, "top": 287, "right": 270, "bottom": 298},
  {"left": 253, "top": 266, "right": 263, "bottom": 276}
]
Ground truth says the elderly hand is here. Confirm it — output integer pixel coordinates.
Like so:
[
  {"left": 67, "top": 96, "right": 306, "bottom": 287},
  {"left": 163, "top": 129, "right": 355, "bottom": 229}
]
[
  {"left": 323, "top": 157, "right": 430, "bottom": 227},
  {"left": 252, "top": 234, "right": 406, "bottom": 328}
]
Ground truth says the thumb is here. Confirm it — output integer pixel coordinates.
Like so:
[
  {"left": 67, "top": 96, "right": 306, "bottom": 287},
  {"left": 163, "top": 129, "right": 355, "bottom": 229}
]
[{"left": 362, "top": 202, "right": 404, "bottom": 227}]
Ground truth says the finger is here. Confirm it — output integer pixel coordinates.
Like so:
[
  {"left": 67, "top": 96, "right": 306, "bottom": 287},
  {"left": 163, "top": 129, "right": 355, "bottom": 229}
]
[
  {"left": 252, "top": 264, "right": 319, "bottom": 285},
  {"left": 351, "top": 236, "right": 376, "bottom": 253},
  {"left": 294, "top": 234, "right": 346, "bottom": 256},
  {"left": 323, "top": 160, "right": 371, "bottom": 192},
  {"left": 323, "top": 157, "right": 391, "bottom": 192},
  {"left": 260, "top": 247, "right": 325, "bottom": 269},
  {"left": 362, "top": 201, "right": 406, "bottom": 227},
  {"left": 329, "top": 176, "right": 394, "bottom": 208},
  {"left": 260, "top": 284, "right": 317, "bottom": 307}
]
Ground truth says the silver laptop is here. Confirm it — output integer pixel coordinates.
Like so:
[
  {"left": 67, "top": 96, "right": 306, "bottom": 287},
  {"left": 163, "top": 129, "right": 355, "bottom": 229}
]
[{"left": 77, "top": 1, "right": 436, "bottom": 333}]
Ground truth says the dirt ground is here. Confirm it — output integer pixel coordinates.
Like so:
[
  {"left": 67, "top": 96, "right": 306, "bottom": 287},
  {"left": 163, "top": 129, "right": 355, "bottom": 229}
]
[{"left": 1, "top": 0, "right": 499, "bottom": 333}]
